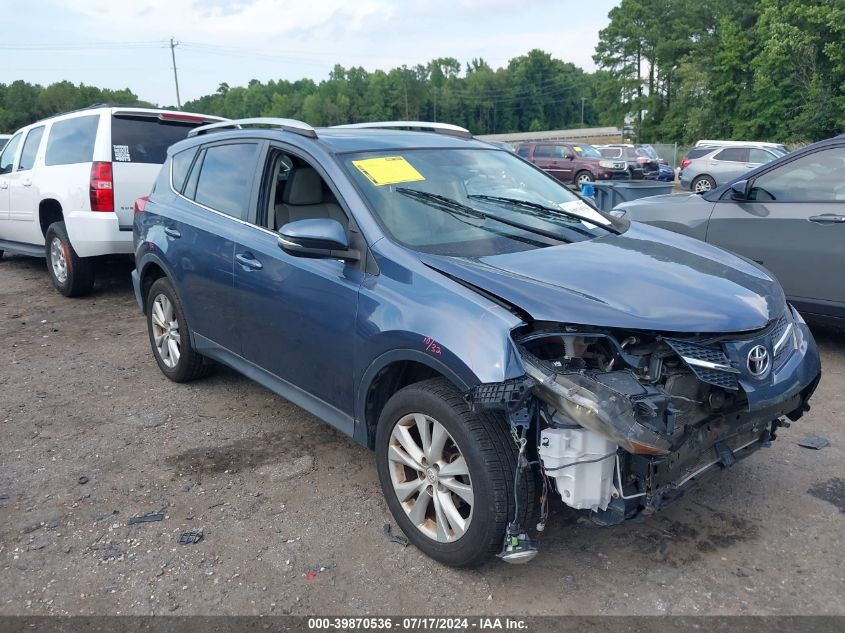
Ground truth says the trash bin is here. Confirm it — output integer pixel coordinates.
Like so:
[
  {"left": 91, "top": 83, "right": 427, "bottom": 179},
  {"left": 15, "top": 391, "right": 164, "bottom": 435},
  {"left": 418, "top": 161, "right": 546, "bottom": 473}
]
[{"left": 588, "top": 181, "right": 675, "bottom": 212}]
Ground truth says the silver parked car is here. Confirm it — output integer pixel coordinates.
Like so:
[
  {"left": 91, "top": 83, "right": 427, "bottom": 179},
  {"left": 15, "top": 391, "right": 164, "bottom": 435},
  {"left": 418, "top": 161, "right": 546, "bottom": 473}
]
[
  {"left": 614, "top": 135, "right": 845, "bottom": 325},
  {"left": 680, "top": 145, "right": 782, "bottom": 192}
]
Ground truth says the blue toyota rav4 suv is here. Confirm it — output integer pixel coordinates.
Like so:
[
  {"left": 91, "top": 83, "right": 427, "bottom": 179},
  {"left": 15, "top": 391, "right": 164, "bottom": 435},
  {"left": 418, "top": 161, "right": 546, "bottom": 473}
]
[{"left": 132, "top": 119, "right": 821, "bottom": 567}]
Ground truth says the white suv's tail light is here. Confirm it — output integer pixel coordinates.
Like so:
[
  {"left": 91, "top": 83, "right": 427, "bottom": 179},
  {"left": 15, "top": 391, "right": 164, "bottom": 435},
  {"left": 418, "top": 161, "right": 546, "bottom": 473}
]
[{"left": 89, "top": 161, "right": 114, "bottom": 212}]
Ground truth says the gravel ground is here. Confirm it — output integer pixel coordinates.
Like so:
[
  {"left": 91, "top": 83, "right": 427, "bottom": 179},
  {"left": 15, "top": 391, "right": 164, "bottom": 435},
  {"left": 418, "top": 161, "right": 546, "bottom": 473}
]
[{"left": 0, "top": 254, "right": 843, "bottom": 616}]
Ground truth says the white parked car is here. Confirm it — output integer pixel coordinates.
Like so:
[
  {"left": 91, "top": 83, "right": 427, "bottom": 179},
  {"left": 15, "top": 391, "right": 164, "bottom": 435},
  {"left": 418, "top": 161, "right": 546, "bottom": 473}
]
[{"left": 0, "top": 106, "right": 225, "bottom": 296}]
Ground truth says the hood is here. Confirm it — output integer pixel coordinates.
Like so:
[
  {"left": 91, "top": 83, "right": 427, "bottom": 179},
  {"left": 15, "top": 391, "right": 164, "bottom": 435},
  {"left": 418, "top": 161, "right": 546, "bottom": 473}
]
[
  {"left": 420, "top": 222, "right": 785, "bottom": 333},
  {"left": 617, "top": 192, "right": 702, "bottom": 210}
]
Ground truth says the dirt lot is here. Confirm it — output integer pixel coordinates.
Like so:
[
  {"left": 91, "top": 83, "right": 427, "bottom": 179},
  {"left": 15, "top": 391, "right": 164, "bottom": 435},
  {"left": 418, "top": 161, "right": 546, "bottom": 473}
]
[{"left": 1, "top": 254, "right": 843, "bottom": 616}]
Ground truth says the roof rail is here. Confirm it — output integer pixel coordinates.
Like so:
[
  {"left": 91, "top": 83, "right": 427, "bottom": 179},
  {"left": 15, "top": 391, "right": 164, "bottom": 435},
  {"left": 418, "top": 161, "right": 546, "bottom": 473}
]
[
  {"left": 188, "top": 117, "right": 317, "bottom": 139},
  {"left": 331, "top": 121, "right": 472, "bottom": 139}
]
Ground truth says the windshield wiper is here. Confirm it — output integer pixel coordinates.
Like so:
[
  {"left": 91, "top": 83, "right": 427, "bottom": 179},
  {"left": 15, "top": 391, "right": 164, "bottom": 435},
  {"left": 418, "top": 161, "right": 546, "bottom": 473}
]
[
  {"left": 395, "top": 188, "right": 573, "bottom": 243},
  {"left": 467, "top": 194, "right": 621, "bottom": 235}
]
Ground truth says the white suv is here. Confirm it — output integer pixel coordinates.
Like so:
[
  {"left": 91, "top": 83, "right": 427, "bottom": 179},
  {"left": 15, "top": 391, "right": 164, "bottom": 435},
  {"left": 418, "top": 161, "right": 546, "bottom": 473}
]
[{"left": 0, "top": 106, "right": 225, "bottom": 296}]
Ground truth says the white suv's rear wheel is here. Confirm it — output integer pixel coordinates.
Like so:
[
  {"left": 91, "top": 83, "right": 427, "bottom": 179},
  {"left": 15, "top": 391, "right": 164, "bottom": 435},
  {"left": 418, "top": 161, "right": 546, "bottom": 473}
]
[{"left": 44, "top": 221, "right": 94, "bottom": 297}]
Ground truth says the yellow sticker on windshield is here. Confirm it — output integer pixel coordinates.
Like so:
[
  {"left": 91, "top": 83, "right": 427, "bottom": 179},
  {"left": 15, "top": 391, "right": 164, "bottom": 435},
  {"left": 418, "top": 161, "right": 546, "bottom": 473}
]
[
  {"left": 573, "top": 146, "right": 583, "bottom": 152},
  {"left": 352, "top": 156, "right": 425, "bottom": 186}
]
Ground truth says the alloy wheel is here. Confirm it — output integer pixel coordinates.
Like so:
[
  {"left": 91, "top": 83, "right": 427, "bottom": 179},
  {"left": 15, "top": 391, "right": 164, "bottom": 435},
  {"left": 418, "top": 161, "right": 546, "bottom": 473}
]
[
  {"left": 694, "top": 178, "right": 713, "bottom": 192},
  {"left": 151, "top": 293, "right": 181, "bottom": 368},
  {"left": 387, "top": 412, "right": 474, "bottom": 543},
  {"left": 49, "top": 237, "right": 68, "bottom": 284}
]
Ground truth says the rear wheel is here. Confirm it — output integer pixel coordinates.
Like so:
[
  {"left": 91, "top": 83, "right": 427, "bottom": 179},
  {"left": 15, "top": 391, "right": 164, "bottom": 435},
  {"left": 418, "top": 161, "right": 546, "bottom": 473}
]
[
  {"left": 575, "top": 171, "right": 594, "bottom": 187},
  {"left": 146, "top": 277, "right": 213, "bottom": 382},
  {"left": 45, "top": 221, "right": 95, "bottom": 297},
  {"left": 375, "top": 378, "right": 534, "bottom": 567},
  {"left": 692, "top": 175, "right": 716, "bottom": 193}
]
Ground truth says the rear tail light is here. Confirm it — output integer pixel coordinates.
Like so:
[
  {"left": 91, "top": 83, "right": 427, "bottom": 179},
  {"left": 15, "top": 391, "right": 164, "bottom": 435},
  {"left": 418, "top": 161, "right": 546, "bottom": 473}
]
[
  {"left": 680, "top": 159, "right": 691, "bottom": 169},
  {"left": 134, "top": 195, "right": 149, "bottom": 214},
  {"left": 89, "top": 162, "right": 114, "bottom": 212}
]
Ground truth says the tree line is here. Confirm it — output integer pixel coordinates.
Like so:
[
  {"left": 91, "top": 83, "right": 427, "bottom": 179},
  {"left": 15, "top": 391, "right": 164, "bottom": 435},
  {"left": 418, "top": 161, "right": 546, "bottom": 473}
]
[{"left": 2, "top": 0, "right": 842, "bottom": 144}]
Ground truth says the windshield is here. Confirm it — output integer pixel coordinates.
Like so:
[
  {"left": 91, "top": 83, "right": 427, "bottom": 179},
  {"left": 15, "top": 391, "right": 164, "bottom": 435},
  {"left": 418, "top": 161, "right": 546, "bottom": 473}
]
[
  {"left": 341, "top": 148, "right": 619, "bottom": 257},
  {"left": 571, "top": 144, "right": 602, "bottom": 158}
]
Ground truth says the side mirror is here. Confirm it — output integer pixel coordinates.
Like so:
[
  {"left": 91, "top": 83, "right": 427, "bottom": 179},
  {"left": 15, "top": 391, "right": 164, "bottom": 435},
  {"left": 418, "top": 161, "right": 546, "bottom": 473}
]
[
  {"left": 564, "top": 152, "right": 575, "bottom": 160},
  {"left": 730, "top": 179, "right": 750, "bottom": 201},
  {"left": 277, "top": 218, "right": 359, "bottom": 261}
]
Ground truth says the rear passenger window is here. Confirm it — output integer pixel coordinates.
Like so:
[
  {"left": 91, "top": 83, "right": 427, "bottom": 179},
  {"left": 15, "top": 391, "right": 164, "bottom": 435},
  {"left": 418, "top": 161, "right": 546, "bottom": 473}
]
[
  {"left": 45, "top": 115, "right": 99, "bottom": 166},
  {"left": 516, "top": 146, "right": 530, "bottom": 158},
  {"left": 170, "top": 147, "right": 197, "bottom": 193},
  {"left": 111, "top": 115, "right": 201, "bottom": 164},
  {"left": 18, "top": 126, "right": 45, "bottom": 171},
  {"left": 714, "top": 148, "right": 747, "bottom": 162},
  {"left": 0, "top": 132, "right": 22, "bottom": 174},
  {"left": 192, "top": 143, "right": 259, "bottom": 218},
  {"left": 686, "top": 148, "right": 713, "bottom": 160}
]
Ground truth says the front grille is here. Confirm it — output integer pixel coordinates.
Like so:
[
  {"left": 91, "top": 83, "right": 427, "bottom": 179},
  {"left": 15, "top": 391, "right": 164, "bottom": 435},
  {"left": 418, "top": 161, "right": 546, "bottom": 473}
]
[
  {"left": 664, "top": 339, "right": 740, "bottom": 391},
  {"left": 770, "top": 314, "right": 792, "bottom": 370}
]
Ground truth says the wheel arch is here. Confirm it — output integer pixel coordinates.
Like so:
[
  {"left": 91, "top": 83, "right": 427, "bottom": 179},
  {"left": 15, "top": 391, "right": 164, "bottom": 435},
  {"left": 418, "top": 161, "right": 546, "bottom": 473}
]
[
  {"left": 356, "top": 350, "right": 474, "bottom": 449},
  {"left": 137, "top": 254, "right": 175, "bottom": 313},
  {"left": 39, "top": 199, "right": 64, "bottom": 236}
]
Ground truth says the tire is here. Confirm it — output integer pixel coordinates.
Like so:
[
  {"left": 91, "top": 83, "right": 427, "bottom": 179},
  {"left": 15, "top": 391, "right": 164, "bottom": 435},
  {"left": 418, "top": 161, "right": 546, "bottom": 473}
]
[
  {"left": 375, "top": 378, "right": 535, "bottom": 567},
  {"left": 575, "top": 171, "right": 594, "bottom": 187},
  {"left": 146, "top": 277, "right": 213, "bottom": 383},
  {"left": 45, "top": 221, "right": 95, "bottom": 297},
  {"left": 691, "top": 175, "right": 716, "bottom": 193}
]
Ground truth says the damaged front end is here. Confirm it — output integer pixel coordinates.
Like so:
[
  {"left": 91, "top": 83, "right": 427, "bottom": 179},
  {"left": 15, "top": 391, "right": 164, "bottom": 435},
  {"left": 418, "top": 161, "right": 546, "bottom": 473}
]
[{"left": 471, "top": 308, "right": 821, "bottom": 544}]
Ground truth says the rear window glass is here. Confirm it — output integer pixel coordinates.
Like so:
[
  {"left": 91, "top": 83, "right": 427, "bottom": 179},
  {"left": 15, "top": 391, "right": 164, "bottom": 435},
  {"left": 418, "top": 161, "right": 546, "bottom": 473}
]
[
  {"left": 19, "top": 126, "right": 45, "bottom": 171},
  {"left": 714, "top": 147, "right": 747, "bottom": 162},
  {"left": 171, "top": 147, "right": 197, "bottom": 193},
  {"left": 45, "top": 115, "right": 99, "bottom": 166},
  {"left": 599, "top": 147, "right": 622, "bottom": 158},
  {"left": 193, "top": 143, "right": 259, "bottom": 218},
  {"left": 686, "top": 148, "right": 714, "bottom": 160},
  {"left": 111, "top": 115, "right": 203, "bottom": 165}
]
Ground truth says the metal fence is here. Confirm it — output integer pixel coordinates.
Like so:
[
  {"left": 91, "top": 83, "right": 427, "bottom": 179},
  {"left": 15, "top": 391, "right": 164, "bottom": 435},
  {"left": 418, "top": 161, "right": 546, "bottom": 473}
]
[{"left": 649, "top": 143, "right": 679, "bottom": 167}]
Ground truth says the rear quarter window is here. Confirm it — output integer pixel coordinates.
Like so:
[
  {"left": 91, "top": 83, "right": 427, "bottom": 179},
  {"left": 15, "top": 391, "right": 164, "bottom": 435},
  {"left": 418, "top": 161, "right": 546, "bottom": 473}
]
[
  {"left": 686, "top": 148, "right": 714, "bottom": 160},
  {"left": 45, "top": 115, "right": 99, "bottom": 166},
  {"left": 111, "top": 115, "right": 203, "bottom": 165},
  {"left": 170, "top": 147, "right": 198, "bottom": 193}
]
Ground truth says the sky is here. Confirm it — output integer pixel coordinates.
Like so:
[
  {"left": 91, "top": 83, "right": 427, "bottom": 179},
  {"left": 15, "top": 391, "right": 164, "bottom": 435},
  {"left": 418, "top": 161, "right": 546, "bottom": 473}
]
[{"left": 3, "top": 0, "right": 619, "bottom": 108}]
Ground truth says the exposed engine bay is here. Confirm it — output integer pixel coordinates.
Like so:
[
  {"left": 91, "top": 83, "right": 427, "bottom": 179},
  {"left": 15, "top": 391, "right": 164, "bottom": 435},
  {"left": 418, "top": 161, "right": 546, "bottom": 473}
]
[{"left": 470, "top": 316, "right": 819, "bottom": 563}]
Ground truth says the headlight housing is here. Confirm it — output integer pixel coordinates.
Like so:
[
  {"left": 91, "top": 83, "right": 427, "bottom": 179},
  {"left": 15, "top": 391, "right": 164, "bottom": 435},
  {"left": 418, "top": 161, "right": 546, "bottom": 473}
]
[{"left": 521, "top": 353, "right": 672, "bottom": 455}]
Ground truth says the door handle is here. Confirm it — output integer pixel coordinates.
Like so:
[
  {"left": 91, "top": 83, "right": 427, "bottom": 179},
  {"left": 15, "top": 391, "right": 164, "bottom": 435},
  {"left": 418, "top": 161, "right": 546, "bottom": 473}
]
[
  {"left": 236, "top": 253, "right": 263, "bottom": 270},
  {"left": 809, "top": 214, "right": 845, "bottom": 224},
  {"left": 164, "top": 227, "right": 181, "bottom": 238},
  {"left": 22, "top": 179, "right": 32, "bottom": 187},
  {"left": 0, "top": 182, "right": 7, "bottom": 190}
]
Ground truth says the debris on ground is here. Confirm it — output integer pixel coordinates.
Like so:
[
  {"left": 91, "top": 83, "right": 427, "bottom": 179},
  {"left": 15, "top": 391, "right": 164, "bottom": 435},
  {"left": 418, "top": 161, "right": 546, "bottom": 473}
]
[
  {"left": 799, "top": 434, "right": 830, "bottom": 450},
  {"left": 77, "top": 476, "right": 89, "bottom": 485},
  {"left": 306, "top": 570, "right": 318, "bottom": 581},
  {"left": 179, "top": 531, "right": 203, "bottom": 545},
  {"left": 383, "top": 523, "right": 409, "bottom": 547},
  {"left": 127, "top": 513, "right": 164, "bottom": 525}
]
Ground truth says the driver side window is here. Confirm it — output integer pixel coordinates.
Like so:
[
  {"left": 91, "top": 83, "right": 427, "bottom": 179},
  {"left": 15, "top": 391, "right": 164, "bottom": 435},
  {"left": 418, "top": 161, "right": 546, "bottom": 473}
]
[
  {"left": 749, "top": 147, "right": 845, "bottom": 202},
  {"left": 262, "top": 150, "right": 347, "bottom": 232}
]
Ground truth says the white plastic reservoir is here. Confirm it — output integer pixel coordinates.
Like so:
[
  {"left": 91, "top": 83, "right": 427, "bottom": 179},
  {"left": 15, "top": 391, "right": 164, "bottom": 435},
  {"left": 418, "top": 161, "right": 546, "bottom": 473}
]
[{"left": 538, "top": 426, "right": 618, "bottom": 511}]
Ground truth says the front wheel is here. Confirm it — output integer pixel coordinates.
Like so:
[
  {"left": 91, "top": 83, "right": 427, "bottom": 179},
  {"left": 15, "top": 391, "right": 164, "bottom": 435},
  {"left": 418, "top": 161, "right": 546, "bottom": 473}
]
[
  {"left": 45, "top": 221, "right": 95, "bottom": 297},
  {"left": 146, "top": 277, "right": 213, "bottom": 383},
  {"left": 575, "top": 171, "right": 594, "bottom": 187},
  {"left": 375, "top": 378, "right": 534, "bottom": 567}
]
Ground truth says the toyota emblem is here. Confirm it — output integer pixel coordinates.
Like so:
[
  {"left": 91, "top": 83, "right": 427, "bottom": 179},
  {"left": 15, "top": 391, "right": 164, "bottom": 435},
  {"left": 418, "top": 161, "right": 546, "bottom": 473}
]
[{"left": 747, "top": 344, "right": 770, "bottom": 377}]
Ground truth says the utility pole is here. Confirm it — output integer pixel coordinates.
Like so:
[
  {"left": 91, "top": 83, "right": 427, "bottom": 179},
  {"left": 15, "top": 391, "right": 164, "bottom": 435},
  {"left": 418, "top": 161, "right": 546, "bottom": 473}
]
[
  {"left": 170, "top": 37, "right": 182, "bottom": 110},
  {"left": 581, "top": 97, "right": 587, "bottom": 128}
]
